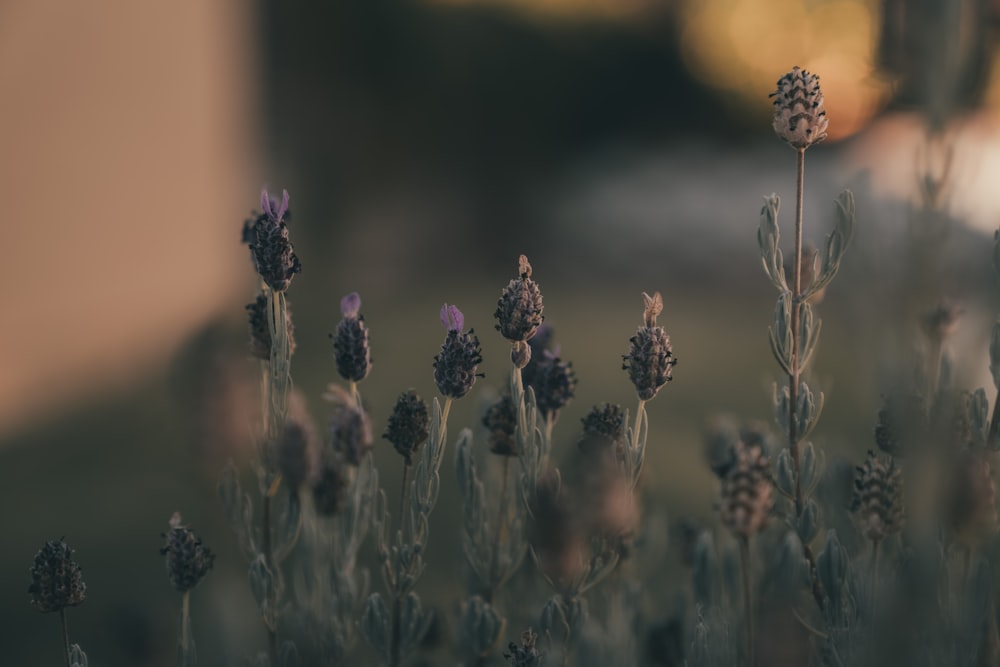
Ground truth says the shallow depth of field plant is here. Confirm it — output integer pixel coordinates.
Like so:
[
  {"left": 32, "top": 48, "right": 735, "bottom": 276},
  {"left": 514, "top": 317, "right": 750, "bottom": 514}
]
[{"left": 26, "top": 66, "right": 1000, "bottom": 667}]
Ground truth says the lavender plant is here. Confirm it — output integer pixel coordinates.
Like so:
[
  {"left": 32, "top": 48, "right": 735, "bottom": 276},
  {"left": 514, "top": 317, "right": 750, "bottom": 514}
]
[
  {"left": 220, "top": 188, "right": 304, "bottom": 666},
  {"left": 28, "top": 538, "right": 88, "bottom": 667},
  {"left": 161, "top": 512, "right": 215, "bottom": 667}
]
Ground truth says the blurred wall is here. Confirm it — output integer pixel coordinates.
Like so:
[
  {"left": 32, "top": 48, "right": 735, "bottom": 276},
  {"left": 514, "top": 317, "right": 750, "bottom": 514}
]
[{"left": 0, "top": 0, "right": 258, "bottom": 436}]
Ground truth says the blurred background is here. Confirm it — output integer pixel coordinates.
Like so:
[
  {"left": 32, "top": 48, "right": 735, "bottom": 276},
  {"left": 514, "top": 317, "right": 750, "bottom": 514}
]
[{"left": 3, "top": 0, "right": 1000, "bottom": 664}]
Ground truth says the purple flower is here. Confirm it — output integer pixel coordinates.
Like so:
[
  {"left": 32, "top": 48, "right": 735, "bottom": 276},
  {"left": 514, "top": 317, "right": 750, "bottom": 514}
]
[
  {"left": 441, "top": 303, "right": 465, "bottom": 332},
  {"left": 341, "top": 292, "right": 362, "bottom": 319},
  {"left": 261, "top": 188, "right": 290, "bottom": 223}
]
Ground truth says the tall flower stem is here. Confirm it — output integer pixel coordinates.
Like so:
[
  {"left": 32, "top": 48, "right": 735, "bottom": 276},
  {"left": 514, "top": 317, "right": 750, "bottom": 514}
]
[
  {"left": 61, "top": 609, "right": 71, "bottom": 667},
  {"left": 179, "top": 590, "right": 192, "bottom": 665},
  {"left": 789, "top": 147, "right": 805, "bottom": 516},
  {"left": 739, "top": 536, "right": 754, "bottom": 667}
]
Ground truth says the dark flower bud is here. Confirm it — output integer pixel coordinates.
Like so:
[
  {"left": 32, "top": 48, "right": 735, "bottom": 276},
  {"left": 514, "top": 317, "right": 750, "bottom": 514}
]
[
  {"left": 529, "top": 353, "right": 576, "bottom": 418},
  {"left": 495, "top": 255, "right": 544, "bottom": 347},
  {"left": 324, "top": 384, "right": 372, "bottom": 467},
  {"left": 246, "top": 292, "right": 296, "bottom": 361},
  {"left": 384, "top": 389, "right": 430, "bottom": 464},
  {"left": 521, "top": 324, "right": 554, "bottom": 388},
  {"left": 434, "top": 304, "right": 484, "bottom": 399},
  {"left": 623, "top": 292, "right": 676, "bottom": 401},
  {"left": 275, "top": 407, "right": 320, "bottom": 491},
  {"left": 160, "top": 513, "right": 215, "bottom": 593},
  {"left": 484, "top": 393, "right": 518, "bottom": 457},
  {"left": 312, "top": 464, "right": 348, "bottom": 517},
  {"left": 851, "top": 451, "right": 904, "bottom": 542},
  {"left": 579, "top": 403, "right": 625, "bottom": 456},
  {"left": 770, "top": 67, "right": 829, "bottom": 150},
  {"left": 330, "top": 292, "right": 372, "bottom": 383},
  {"left": 720, "top": 442, "right": 773, "bottom": 539},
  {"left": 247, "top": 189, "right": 301, "bottom": 292},
  {"left": 28, "top": 539, "right": 87, "bottom": 612},
  {"left": 504, "top": 628, "right": 543, "bottom": 667}
]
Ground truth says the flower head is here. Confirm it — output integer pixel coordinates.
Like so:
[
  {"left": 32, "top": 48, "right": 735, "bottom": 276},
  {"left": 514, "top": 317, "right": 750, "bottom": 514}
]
[
  {"left": 384, "top": 389, "right": 430, "bottom": 464},
  {"left": 330, "top": 292, "right": 372, "bottom": 383},
  {"left": 851, "top": 451, "right": 904, "bottom": 542},
  {"left": 495, "top": 255, "right": 545, "bottom": 355},
  {"left": 770, "top": 67, "right": 829, "bottom": 150},
  {"left": 579, "top": 403, "right": 626, "bottom": 457},
  {"left": 484, "top": 393, "right": 518, "bottom": 457},
  {"left": 246, "top": 188, "right": 301, "bottom": 292},
  {"left": 529, "top": 352, "right": 576, "bottom": 418},
  {"left": 434, "top": 304, "right": 483, "bottom": 399},
  {"left": 719, "top": 442, "right": 773, "bottom": 539},
  {"left": 622, "top": 292, "right": 676, "bottom": 401},
  {"left": 28, "top": 539, "right": 87, "bottom": 613},
  {"left": 160, "top": 513, "right": 216, "bottom": 593}
]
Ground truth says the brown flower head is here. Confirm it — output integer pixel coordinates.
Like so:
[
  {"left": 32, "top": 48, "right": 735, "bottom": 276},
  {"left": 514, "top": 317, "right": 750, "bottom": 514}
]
[
  {"left": 720, "top": 442, "right": 773, "bottom": 538},
  {"left": 484, "top": 393, "right": 518, "bottom": 457},
  {"left": 851, "top": 451, "right": 905, "bottom": 542},
  {"left": 160, "top": 513, "right": 216, "bottom": 593},
  {"left": 495, "top": 255, "right": 544, "bottom": 361},
  {"left": 247, "top": 189, "right": 301, "bottom": 292},
  {"left": 623, "top": 292, "right": 676, "bottom": 401},
  {"left": 770, "top": 67, "right": 829, "bottom": 150},
  {"left": 384, "top": 389, "right": 430, "bottom": 464},
  {"left": 434, "top": 304, "right": 484, "bottom": 399},
  {"left": 28, "top": 539, "right": 87, "bottom": 613}
]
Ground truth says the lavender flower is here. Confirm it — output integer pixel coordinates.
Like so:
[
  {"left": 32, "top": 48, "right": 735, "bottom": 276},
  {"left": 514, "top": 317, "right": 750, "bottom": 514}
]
[
  {"left": 720, "top": 442, "right": 773, "bottom": 539},
  {"left": 530, "top": 352, "right": 576, "bottom": 418},
  {"left": 247, "top": 188, "right": 301, "bottom": 292},
  {"left": 433, "top": 304, "right": 483, "bottom": 399},
  {"left": 770, "top": 67, "right": 829, "bottom": 150},
  {"left": 579, "top": 403, "right": 626, "bottom": 456},
  {"left": 622, "top": 292, "right": 676, "bottom": 401},
  {"left": 28, "top": 539, "right": 87, "bottom": 613},
  {"left": 383, "top": 389, "right": 430, "bottom": 464},
  {"left": 495, "top": 255, "right": 545, "bottom": 368},
  {"left": 160, "top": 513, "right": 216, "bottom": 593},
  {"left": 483, "top": 393, "right": 518, "bottom": 457},
  {"left": 331, "top": 292, "right": 372, "bottom": 383}
]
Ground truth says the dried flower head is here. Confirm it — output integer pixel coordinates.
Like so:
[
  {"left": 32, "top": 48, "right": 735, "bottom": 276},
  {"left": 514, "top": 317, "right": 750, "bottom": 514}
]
[
  {"left": 720, "top": 442, "right": 773, "bottom": 538},
  {"left": 160, "top": 513, "right": 216, "bottom": 593},
  {"left": 579, "top": 402, "right": 626, "bottom": 456},
  {"left": 948, "top": 449, "right": 998, "bottom": 545},
  {"left": 851, "top": 451, "right": 905, "bottom": 542},
  {"left": 504, "top": 628, "right": 543, "bottom": 667},
  {"left": 275, "top": 408, "right": 320, "bottom": 491},
  {"left": 246, "top": 292, "right": 296, "bottom": 360},
  {"left": 330, "top": 292, "right": 372, "bottom": 383},
  {"left": 495, "top": 255, "right": 544, "bottom": 353},
  {"left": 530, "top": 353, "right": 576, "bottom": 418},
  {"left": 623, "top": 292, "right": 676, "bottom": 401},
  {"left": 434, "top": 304, "right": 484, "bottom": 399},
  {"left": 28, "top": 539, "right": 87, "bottom": 612},
  {"left": 384, "top": 389, "right": 430, "bottom": 464},
  {"left": 483, "top": 393, "right": 518, "bottom": 457},
  {"left": 324, "top": 384, "right": 372, "bottom": 466},
  {"left": 770, "top": 67, "right": 829, "bottom": 150},
  {"left": 922, "top": 299, "right": 963, "bottom": 343},
  {"left": 247, "top": 188, "right": 301, "bottom": 292}
]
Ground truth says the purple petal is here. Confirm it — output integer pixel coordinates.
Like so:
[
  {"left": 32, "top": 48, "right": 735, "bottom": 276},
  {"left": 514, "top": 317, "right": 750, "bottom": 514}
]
[
  {"left": 341, "top": 292, "right": 361, "bottom": 318},
  {"left": 440, "top": 303, "right": 465, "bottom": 331},
  {"left": 260, "top": 188, "right": 273, "bottom": 218},
  {"left": 276, "top": 190, "right": 290, "bottom": 221}
]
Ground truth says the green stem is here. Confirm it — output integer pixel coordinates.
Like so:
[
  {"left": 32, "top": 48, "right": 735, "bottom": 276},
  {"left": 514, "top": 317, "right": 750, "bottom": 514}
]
[
  {"left": 399, "top": 462, "right": 410, "bottom": 542},
  {"left": 179, "top": 590, "right": 192, "bottom": 666},
  {"left": 486, "top": 456, "right": 512, "bottom": 602},
  {"left": 61, "top": 608, "right": 71, "bottom": 667},
  {"left": 740, "top": 536, "right": 754, "bottom": 667},
  {"left": 789, "top": 147, "right": 827, "bottom": 614}
]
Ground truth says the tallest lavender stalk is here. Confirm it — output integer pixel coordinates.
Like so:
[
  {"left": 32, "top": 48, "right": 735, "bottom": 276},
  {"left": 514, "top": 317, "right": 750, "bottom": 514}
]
[{"left": 761, "top": 68, "right": 855, "bottom": 618}]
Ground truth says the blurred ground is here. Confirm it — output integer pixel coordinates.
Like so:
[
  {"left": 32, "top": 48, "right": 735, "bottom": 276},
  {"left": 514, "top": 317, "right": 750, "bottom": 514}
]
[{"left": 3, "top": 0, "right": 1000, "bottom": 664}]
